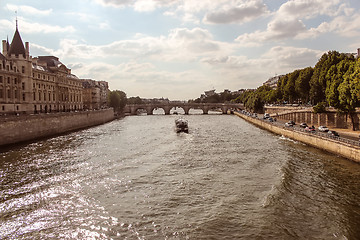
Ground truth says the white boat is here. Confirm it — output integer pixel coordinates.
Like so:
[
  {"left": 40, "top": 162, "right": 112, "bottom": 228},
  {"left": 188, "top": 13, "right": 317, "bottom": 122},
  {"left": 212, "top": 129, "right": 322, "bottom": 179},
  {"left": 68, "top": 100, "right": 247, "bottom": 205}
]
[{"left": 175, "top": 118, "right": 188, "bottom": 133}]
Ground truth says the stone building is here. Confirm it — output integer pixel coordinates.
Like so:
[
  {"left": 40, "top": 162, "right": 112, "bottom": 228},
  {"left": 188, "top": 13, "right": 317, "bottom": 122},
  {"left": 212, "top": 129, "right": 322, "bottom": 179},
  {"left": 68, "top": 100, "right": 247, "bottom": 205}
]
[
  {"left": 81, "top": 79, "right": 109, "bottom": 110},
  {"left": 0, "top": 24, "right": 108, "bottom": 115}
]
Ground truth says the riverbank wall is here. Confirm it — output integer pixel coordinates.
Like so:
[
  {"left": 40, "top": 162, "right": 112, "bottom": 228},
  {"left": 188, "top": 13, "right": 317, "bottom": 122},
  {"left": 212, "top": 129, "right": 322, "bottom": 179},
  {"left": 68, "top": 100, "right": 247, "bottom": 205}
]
[
  {"left": 234, "top": 112, "right": 360, "bottom": 163},
  {"left": 0, "top": 109, "right": 115, "bottom": 147},
  {"left": 264, "top": 106, "right": 360, "bottom": 130}
]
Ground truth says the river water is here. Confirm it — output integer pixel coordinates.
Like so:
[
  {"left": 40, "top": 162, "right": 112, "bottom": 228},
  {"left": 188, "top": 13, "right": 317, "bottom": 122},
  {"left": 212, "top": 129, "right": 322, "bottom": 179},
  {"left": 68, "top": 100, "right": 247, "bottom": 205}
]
[{"left": 1, "top": 112, "right": 360, "bottom": 239}]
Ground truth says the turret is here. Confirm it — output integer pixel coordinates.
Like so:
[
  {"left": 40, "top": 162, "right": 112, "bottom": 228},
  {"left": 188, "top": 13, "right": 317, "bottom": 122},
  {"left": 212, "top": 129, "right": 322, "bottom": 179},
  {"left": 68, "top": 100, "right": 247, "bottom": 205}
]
[
  {"left": 25, "top": 42, "right": 29, "bottom": 57},
  {"left": 2, "top": 40, "right": 7, "bottom": 55}
]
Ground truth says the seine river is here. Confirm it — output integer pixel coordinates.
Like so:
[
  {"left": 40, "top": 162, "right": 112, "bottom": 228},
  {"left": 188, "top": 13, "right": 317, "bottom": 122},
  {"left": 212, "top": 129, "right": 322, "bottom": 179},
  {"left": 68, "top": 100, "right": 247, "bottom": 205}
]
[{"left": 1, "top": 111, "right": 360, "bottom": 239}]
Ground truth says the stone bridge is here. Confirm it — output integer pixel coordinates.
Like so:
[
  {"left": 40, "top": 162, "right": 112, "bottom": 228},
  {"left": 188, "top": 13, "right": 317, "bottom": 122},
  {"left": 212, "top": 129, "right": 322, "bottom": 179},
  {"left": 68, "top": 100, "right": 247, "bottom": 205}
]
[{"left": 124, "top": 102, "right": 244, "bottom": 115}]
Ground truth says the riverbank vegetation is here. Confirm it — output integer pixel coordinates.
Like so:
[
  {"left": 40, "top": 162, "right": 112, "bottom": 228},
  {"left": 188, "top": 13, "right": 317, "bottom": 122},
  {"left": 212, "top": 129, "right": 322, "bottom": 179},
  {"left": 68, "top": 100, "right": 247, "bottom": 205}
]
[
  {"left": 108, "top": 90, "right": 127, "bottom": 113},
  {"left": 234, "top": 51, "right": 360, "bottom": 130}
]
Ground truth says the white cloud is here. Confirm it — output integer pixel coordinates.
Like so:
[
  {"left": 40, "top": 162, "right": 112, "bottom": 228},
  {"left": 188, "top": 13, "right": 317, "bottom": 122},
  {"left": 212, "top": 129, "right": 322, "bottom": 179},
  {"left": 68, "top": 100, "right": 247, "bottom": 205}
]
[
  {"left": 277, "top": 0, "right": 341, "bottom": 19},
  {"left": 235, "top": 18, "right": 306, "bottom": 46},
  {"left": 262, "top": 46, "right": 322, "bottom": 69},
  {"left": 71, "top": 60, "right": 211, "bottom": 99},
  {"left": 94, "top": 0, "right": 269, "bottom": 24},
  {"left": 201, "top": 46, "right": 322, "bottom": 88},
  {"left": 94, "top": 0, "right": 177, "bottom": 11},
  {"left": 5, "top": 4, "right": 52, "bottom": 16},
  {"left": 19, "top": 19, "right": 75, "bottom": 34},
  {"left": 53, "top": 27, "right": 230, "bottom": 62},
  {"left": 0, "top": 19, "right": 12, "bottom": 31},
  {"left": 203, "top": 0, "right": 269, "bottom": 24},
  {"left": 298, "top": 13, "right": 360, "bottom": 39},
  {"left": 234, "top": 0, "right": 355, "bottom": 46},
  {"left": 0, "top": 18, "right": 75, "bottom": 34}
]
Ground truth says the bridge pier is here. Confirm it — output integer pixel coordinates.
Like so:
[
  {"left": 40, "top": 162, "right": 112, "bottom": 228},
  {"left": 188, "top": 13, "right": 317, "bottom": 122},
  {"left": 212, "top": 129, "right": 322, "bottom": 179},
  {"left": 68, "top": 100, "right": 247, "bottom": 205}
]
[{"left": 124, "top": 103, "right": 244, "bottom": 116}]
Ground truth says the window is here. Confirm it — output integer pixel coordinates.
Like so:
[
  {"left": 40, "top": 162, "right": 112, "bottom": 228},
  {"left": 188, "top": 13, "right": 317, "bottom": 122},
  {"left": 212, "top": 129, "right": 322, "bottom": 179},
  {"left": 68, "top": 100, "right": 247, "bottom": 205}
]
[
  {"left": 33, "top": 92, "right": 35, "bottom": 101},
  {"left": 23, "top": 93, "right": 25, "bottom": 101},
  {"left": 22, "top": 83, "right": 25, "bottom": 90},
  {"left": 22, "top": 66, "right": 25, "bottom": 73},
  {"left": 0, "top": 88, "right": 3, "bottom": 98},
  {"left": 0, "top": 76, "right": 2, "bottom": 83},
  {"left": 2, "top": 106, "right": 4, "bottom": 111},
  {"left": 7, "top": 77, "right": 10, "bottom": 84},
  {"left": 7, "top": 89, "right": 11, "bottom": 98},
  {"left": 14, "top": 89, "right": 18, "bottom": 99},
  {"left": 39, "top": 92, "right": 41, "bottom": 101},
  {"left": 14, "top": 78, "right": 17, "bottom": 84}
]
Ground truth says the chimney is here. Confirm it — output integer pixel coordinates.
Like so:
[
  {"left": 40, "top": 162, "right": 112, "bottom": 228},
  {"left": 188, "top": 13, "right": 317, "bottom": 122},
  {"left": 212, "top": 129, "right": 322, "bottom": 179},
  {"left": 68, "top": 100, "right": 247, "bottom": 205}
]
[
  {"left": 358, "top": 48, "right": 360, "bottom": 58},
  {"left": 25, "top": 42, "right": 29, "bottom": 58},
  {"left": 2, "top": 40, "right": 7, "bottom": 55}
]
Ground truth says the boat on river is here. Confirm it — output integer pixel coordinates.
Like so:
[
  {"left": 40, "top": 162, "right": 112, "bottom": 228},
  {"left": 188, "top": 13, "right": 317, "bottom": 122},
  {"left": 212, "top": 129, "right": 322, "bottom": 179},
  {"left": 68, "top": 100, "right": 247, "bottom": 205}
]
[{"left": 175, "top": 118, "right": 188, "bottom": 133}]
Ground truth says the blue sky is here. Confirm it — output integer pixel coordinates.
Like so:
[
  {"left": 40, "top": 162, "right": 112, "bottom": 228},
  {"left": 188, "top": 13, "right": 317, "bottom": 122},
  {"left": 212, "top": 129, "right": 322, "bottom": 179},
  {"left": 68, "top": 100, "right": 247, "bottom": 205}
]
[{"left": 1, "top": 0, "right": 360, "bottom": 100}]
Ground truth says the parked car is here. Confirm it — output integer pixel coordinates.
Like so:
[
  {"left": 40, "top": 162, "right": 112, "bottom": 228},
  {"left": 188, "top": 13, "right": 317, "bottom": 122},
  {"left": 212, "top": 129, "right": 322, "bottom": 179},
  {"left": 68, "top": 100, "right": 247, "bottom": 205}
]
[
  {"left": 305, "top": 126, "right": 316, "bottom": 132},
  {"left": 268, "top": 117, "right": 274, "bottom": 122},
  {"left": 289, "top": 120, "right": 296, "bottom": 125},
  {"left": 264, "top": 113, "right": 270, "bottom": 119},
  {"left": 300, "top": 122, "right": 308, "bottom": 128},
  {"left": 318, "top": 126, "right": 329, "bottom": 132},
  {"left": 285, "top": 121, "right": 294, "bottom": 127},
  {"left": 328, "top": 130, "right": 339, "bottom": 137}
]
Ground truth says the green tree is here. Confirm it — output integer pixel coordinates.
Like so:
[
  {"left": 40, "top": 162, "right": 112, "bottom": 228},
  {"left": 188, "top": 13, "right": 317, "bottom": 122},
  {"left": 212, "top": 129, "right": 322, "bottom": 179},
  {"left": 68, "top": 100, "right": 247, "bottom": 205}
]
[
  {"left": 109, "top": 90, "right": 127, "bottom": 113},
  {"left": 295, "top": 67, "right": 313, "bottom": 103},
  {"left": 313, "top": 102, "right": 327, "bottom": 114},
  {"left": 310, "top": 51, "right": 346, "bottom": 104},
  {"left": 326, "top": 59, "right": 355, "bottom": 108},
  {"left": 127, "top": 96, "right": 143, "bottom": 104},
  {"left": 337, "top": 59, "right": 360, "bottom": 130}
]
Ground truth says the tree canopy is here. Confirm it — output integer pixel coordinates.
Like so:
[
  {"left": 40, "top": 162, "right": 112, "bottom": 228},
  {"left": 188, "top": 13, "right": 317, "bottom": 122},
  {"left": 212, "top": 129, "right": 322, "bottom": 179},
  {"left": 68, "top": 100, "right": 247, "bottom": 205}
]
[
  {"left": 233, "top": 51, "right": 360, "bottom": 129},
  {"left": 108, "top": 90, "right": 127, "bottom": 113}
]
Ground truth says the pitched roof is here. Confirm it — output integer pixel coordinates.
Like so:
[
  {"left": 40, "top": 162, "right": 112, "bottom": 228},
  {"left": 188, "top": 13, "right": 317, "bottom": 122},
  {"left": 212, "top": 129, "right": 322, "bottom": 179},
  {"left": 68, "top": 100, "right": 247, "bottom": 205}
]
[{"left": 8, "top": 27, "right": 26, "bottom": 56}]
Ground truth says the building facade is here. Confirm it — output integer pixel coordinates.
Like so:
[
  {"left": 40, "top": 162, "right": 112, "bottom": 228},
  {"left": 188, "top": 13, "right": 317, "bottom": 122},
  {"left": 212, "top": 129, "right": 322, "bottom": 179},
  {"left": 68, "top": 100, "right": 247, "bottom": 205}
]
[
  {"left": 0, "top": 24, "right": 108, "bottom": 115},
  {"left": 81, "top": 79, "right": 109, "bottom": 110}
]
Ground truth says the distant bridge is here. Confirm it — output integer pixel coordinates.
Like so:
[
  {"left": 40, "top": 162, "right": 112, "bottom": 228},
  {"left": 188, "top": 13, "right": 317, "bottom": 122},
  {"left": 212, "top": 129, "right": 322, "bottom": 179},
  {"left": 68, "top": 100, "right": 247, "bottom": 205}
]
[{"left": 124, "top": 102, "right": 244, "bottom": 115}]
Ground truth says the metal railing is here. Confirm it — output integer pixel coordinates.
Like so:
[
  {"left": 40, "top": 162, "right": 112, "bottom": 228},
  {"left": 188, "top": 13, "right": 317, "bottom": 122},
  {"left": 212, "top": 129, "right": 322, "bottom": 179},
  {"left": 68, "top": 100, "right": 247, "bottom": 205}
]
[{"left": 235, "top": 110, "right": 360, "bottom": 148}]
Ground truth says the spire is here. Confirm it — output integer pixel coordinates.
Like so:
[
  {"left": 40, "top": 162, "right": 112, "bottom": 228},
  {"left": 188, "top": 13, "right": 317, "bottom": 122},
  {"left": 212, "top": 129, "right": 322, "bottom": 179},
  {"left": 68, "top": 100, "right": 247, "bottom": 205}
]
[{"left": 8, "top": 18, "right": 26, "bottom": 57}]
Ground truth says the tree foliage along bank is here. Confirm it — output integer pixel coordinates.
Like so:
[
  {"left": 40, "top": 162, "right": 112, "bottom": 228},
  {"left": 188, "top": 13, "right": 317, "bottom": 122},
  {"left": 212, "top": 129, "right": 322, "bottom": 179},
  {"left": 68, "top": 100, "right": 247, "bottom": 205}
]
[
  {"left": 108, "top": 90, "right": 127, "bottom": 113},
  {"left": 234, "top": 51, "right": 360, "bottom": 130}
]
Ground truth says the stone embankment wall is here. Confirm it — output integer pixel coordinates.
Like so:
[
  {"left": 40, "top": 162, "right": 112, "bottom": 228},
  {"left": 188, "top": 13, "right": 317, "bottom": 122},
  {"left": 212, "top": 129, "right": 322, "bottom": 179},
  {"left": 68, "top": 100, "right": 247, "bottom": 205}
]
[
  {"left": 234, "top": 112, "right": 360, "bottom": 163},
  {"left": 265, "top": 106, "right": 360, "bottom": 130},
  {"left": 0, "top": 109, "right": 115, "bottom": 147}
]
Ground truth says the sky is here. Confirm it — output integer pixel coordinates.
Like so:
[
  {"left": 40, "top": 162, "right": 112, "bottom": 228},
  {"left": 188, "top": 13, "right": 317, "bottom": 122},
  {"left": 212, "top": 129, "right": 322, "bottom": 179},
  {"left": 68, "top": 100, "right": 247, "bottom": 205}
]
[{"left": 0, "top": 0, "right": 360, "bottom": 100}]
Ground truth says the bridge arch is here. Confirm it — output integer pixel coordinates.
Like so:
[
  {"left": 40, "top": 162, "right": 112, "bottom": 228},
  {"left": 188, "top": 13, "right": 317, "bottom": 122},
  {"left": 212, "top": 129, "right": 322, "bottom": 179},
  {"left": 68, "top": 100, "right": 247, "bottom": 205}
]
[{"left": 124, "top": 103, "right": 244, "bottom": 116}]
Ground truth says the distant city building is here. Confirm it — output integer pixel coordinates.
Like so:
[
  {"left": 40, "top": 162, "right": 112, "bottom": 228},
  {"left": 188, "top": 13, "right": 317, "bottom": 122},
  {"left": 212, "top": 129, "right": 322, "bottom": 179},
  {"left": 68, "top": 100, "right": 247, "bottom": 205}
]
[
  {"left": 263, "top": 75, "right": 284, "bottom": 89},
  {"left": 204, "top": 89, "right": 216, "bottom": 97},
  {"left": 231, "top": 89, "right": 246, "bottom": 95},
  {"left": 82, "top": 79, "right": 109, "bottom": 110},
  {"left": 343, "top": 48, "right": 360, "bottom": 58},
  {"left": 0, "top": 23, "right": 109, "bottom": 114}
]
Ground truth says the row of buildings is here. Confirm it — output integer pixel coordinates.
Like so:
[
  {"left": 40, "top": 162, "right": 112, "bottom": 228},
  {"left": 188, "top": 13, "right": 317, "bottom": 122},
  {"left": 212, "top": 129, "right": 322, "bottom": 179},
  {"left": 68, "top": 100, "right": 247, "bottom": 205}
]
[{"left": 0, "top": 23, "right": 109, "bottom": 115}]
